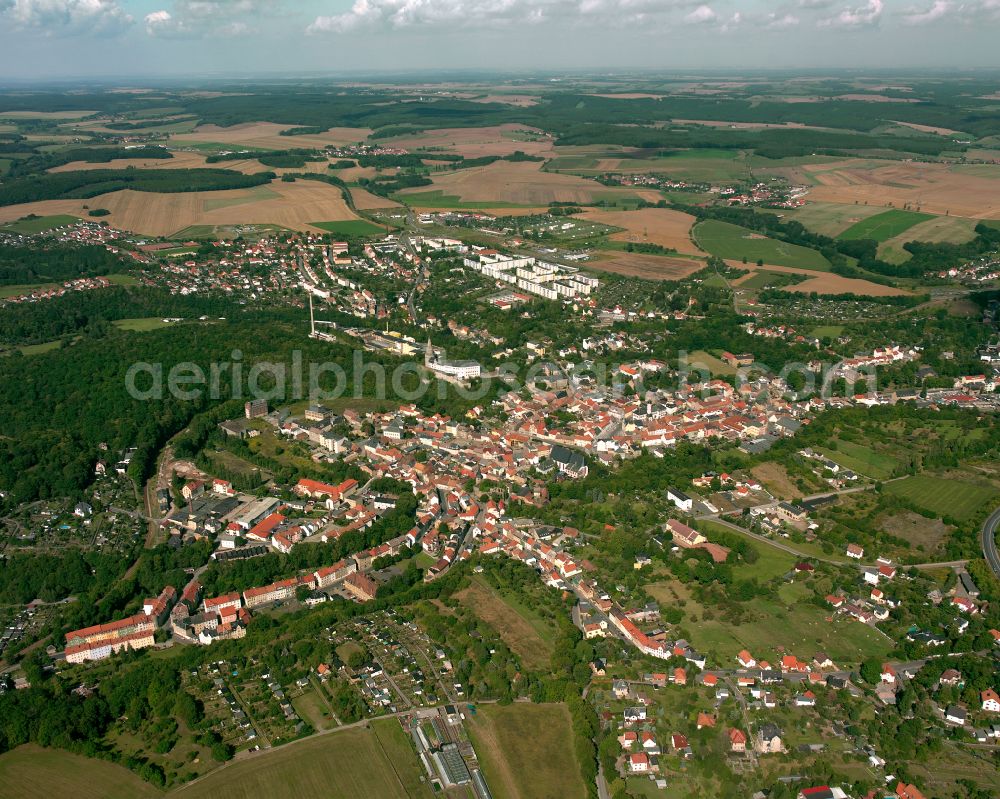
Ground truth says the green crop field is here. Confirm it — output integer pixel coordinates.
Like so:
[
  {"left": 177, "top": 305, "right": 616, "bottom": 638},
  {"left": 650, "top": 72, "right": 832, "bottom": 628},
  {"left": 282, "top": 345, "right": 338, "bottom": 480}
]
[
  {"left": 0, "top": 745, "right": 159, "bottom": 799},
  {"left": 0, "top": 214, "right": 80, "bottom": 233},
  {"left": 884, "top": 474, "right": 998, "bottom": 522},
  {"left": 178, "top": 721, "right": 432, "bottom": 799},
  {"left": 309, "top": 219, "right": 386, "bottom": 236},
  {"left": 693, "top": 219, "right": 832, "bottom": 270},
  {"left": 781, "top": 202, "right": 885, "bottom": 237},
  {"left": 877, "top": 215, "right": 979, "bottom": 264},
  {"left": 837, "top": 209, "right": 933, "bottom": 243},
  {"left": 467, "top": 703, "right": 587, "bottom": 799}
]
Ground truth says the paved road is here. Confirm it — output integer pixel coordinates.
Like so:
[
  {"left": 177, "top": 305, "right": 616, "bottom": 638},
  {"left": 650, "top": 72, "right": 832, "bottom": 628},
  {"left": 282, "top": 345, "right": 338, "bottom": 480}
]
[{"left": 981, "top": 507, "right": 1000, "bottom": 579}]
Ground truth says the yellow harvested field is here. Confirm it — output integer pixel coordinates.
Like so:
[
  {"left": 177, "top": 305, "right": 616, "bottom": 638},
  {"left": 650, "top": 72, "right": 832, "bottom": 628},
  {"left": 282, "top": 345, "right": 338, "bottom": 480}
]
[
  {"left": 382, "top": 124, "right": 555, "bottom": 158},
  {"left": 0, "top": 180, "right": 358, "bottom": 236},
  {"left": 172, "top": 122, "right": 370, "bottom": 150},
  {"left": 0, "top": 110, "right": 96, "bottom": 119},
  {"left": 725, "top": 260, "right": 911, "bottom": 296},
  {"left": 801, "top": 160, "right": 1000, "bottom": 219},
  {"left": 578, "top": 207, "right": 705, "bottom": 255},
  {"left": 350, "top": 187, "right": 402, "bottom": 210},
  {"left": 589, "top": 253, "right": 704, "bottom": 281},
  {"left": 892, "top": 120, "right": 964, "bottom": 136},
  {"left": 398, "top": 160, "right": 636, "bottom": 205}
]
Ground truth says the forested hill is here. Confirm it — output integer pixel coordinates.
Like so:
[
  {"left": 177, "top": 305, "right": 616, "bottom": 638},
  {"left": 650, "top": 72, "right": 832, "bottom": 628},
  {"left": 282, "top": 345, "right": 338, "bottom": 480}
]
[{"left": 0, "top": 242, "right": 129, "bottom": 287}]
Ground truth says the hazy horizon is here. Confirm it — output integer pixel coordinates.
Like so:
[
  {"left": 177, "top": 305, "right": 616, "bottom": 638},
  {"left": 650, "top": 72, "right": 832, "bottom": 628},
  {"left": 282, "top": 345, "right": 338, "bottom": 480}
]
[{"left": 2, "top": 1, "right": 1000, "bottom": 80}]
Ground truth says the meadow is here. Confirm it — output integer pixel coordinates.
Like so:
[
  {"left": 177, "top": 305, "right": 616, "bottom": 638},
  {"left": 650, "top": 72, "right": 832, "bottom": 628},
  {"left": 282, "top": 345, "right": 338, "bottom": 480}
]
[
  {"left": 693, "top": 219, "right": 832, "bottom": 270},
  {"left": 456, "top": 577, "right": 555, "bottom": 670},
  {"left": 816, "top": 440, "right": 900, "bottom": 480},
  {"left": 309, "top": 220, "right": 386, "bottom": 237},
  {"left": 466, "top": 704, "right": 587, "bottom": 799}
]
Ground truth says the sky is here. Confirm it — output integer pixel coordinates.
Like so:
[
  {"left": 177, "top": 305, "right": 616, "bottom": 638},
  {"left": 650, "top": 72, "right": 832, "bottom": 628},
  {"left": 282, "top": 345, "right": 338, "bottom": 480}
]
[{"left": 1, "top": 0, "right": 1000, "bottom": 80}]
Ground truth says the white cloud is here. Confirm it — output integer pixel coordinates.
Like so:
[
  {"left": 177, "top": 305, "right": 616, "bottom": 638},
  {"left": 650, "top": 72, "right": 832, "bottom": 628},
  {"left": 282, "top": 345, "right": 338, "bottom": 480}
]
[
  {"left": 902, "top": 0, "right": 951, "bottom": 24},
  {"left": 145, "top": 0, "right": 275, "bottom": 37},
  {"left": 0, "top": 0, "right": 132, "bottom": 34},
  {"left": 765, "top": 12, "right": 800, "bottom": 28},
  {"left": 308, "top": 0, "right": 717, "bottom": 35},
  {"left": 819, "top": 0, "right": 884, "bottom": 27},
  {"left": 684, "top": 4, "right": 717, "bottom": 24}
]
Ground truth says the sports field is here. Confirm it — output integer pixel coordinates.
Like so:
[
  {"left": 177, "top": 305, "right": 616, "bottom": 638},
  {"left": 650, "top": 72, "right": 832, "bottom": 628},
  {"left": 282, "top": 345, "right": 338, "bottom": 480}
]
[
  {"left": 837, "top": 209, "right": 934, "bottom": 242},
  {"left": 693, "top": 219, "right": 832, "bottom": 270},
  {"left": 883, "top": 474, "right": 999, "bottom": 522},
  {"left": 467, "top": 704, "right": 587, "bottom": 799}
]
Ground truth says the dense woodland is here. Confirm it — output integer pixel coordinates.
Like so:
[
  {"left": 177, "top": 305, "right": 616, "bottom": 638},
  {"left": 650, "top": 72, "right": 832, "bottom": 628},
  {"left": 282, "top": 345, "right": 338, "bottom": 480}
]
[{"left": 0, "top": 242, "right": 128, "bottom": 287}]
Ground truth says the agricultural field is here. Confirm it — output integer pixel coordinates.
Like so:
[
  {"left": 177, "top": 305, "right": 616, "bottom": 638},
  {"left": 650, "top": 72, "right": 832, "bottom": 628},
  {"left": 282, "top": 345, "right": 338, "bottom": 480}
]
[
  {"left": 0, "top": 745, "right": 159, "bottom": 799},
  {"left": 693, "top": 219, "right": 832, "bottom": 270},
  {"left": 780, "top": 201, "right": 886, "bottom": 237},
  {"left": 456, "top": 577, "right": 555, "bottom": 670},
  {"left": 112, "top": 317, "right": 178, "bottom": 332},
  {"left": 0, "top": 180, "right": 360, "bottom": 237},
  {"left": 566, "top": 148, "right": 752, "bottom": 183},
  {"left": 728, "top": 262, "right": 912, "bottom": 297},
  {"left": 837, "top": 209, "right": 934, "bottom": 242},
  {"left": 171, "top": 122, "right": 371, "bottom": 151},
  {"left": 877, "top": 214, "right": 979, "bottom": 263},
  {"left": 883, "top": 474, "right": 999, "bottom": 522},
  {"left": 577, "top": 207, "right": 704, "bottom": 255},
  {"left": 396, "top": 161, "right": 641, "bottom": 206},
  {"left": 467, "top": 703, "right": 587, "bottom": 799},
  {"left": 797, "top": 159, "right": 1000, "bottom": 219},
  {"left": 176, "top": 720, "right": 432, "bottom": 799},
  {"left": 309, "top": 220, "right": 387, "bottom": 237},
  {"left": 585, "top": 252, "right": 704, "bottom": 281},
  {"left": 349, "top": 186, "right": 403, "bottom": 210},
  {"left": 381, "top": 124, "right": 556, "bottom": 158}
]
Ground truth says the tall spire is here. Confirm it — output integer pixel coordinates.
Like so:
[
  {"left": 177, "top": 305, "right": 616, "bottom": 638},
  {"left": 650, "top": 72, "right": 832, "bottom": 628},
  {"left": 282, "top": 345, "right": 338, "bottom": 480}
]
[{"left": 425, "top": 337, "right": 434, "bottom": 364}]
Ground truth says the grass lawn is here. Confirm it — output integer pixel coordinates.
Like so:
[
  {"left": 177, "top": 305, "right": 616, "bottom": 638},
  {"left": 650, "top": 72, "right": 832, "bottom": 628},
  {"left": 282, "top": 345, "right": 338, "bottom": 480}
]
[
  {"left": 113, "top": 317, "right": 177, "bottom": 332},
  {"left": 810, "top": 324, "right": 844, "bottom": 338},
  {"left": 686, "top": 349, "right": 737, "bottom": 377},
  {"left": 467, "top": 703, "right": 587, "bottom": 799},
  {"left": 309, "top": 219, "right": 386, "bottom": 236},
  {"left": 177, "top": 721, "right": 432, "bottom": 799},
  {"left": 693, "top": 219, "right": 831, "bottom": 271},
  {"left": 817, "top": 439, "right": 899, "bottom": 480},
  {"left": 0, "top": 745, "right": 159, "bottom": 799},
  {"left": 17, "top": 340, "right": 63, "bottom": 356},
  {"left": 291, "top": 688, "right": 335, "bottom": 731},
  {"left": 738, "top": 270, "right": 807, "bottom": 290},
  {"left": 456, "top": 578, "right": 555, "bottom": 670},
  {"left": 837, "top": 209, "right": 934, "bottom": 243},
  {"left": 0, "top": 214, "right": 80, "bottom": 233},
  {"left": 883, "top": 474, "right": 999, "bottom": 522}
]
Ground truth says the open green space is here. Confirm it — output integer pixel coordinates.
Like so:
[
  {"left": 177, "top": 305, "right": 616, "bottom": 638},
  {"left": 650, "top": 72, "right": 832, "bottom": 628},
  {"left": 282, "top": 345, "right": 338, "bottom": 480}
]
[
  {"left": 781, "top": 202, "right": 885, "bottom": 238},
  {"left": 738, "top": 270, "right": 807, "bottom": 290},
  {"left": 810, "top": 324, "right": 844, "bottom": 338},
  {"left": 467, "top": 703, "right": 586, "bottom": 799},
  {"left": 816, "top": 440, "right": 899, "bottom": 480},
  {"left": 837, "top": 209, "right": 934, "bottom": 243},
  {"left": 693, "top": 219, "right": 831, "bottom": 270},
  {"left": 457, "top": 577, "right": 556, "bottom": 670},
  {"left": 883, "top": 474, "right": 999, "bottom": 522},
  {"left": 647, "top": 579, "right": 891, "bottom": 666},
  {"left": 112, "top": 317, "right": 178, "bottom": 332},
  {"left": 309, "top": 219, "right": 386, "bottom": 236}
]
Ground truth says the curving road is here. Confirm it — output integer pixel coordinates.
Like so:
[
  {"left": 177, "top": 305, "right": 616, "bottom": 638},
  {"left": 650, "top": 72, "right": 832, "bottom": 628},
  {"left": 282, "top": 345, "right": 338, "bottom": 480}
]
[{"left": 981, "top": 507, "right": 1000, "bottom": 579}]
